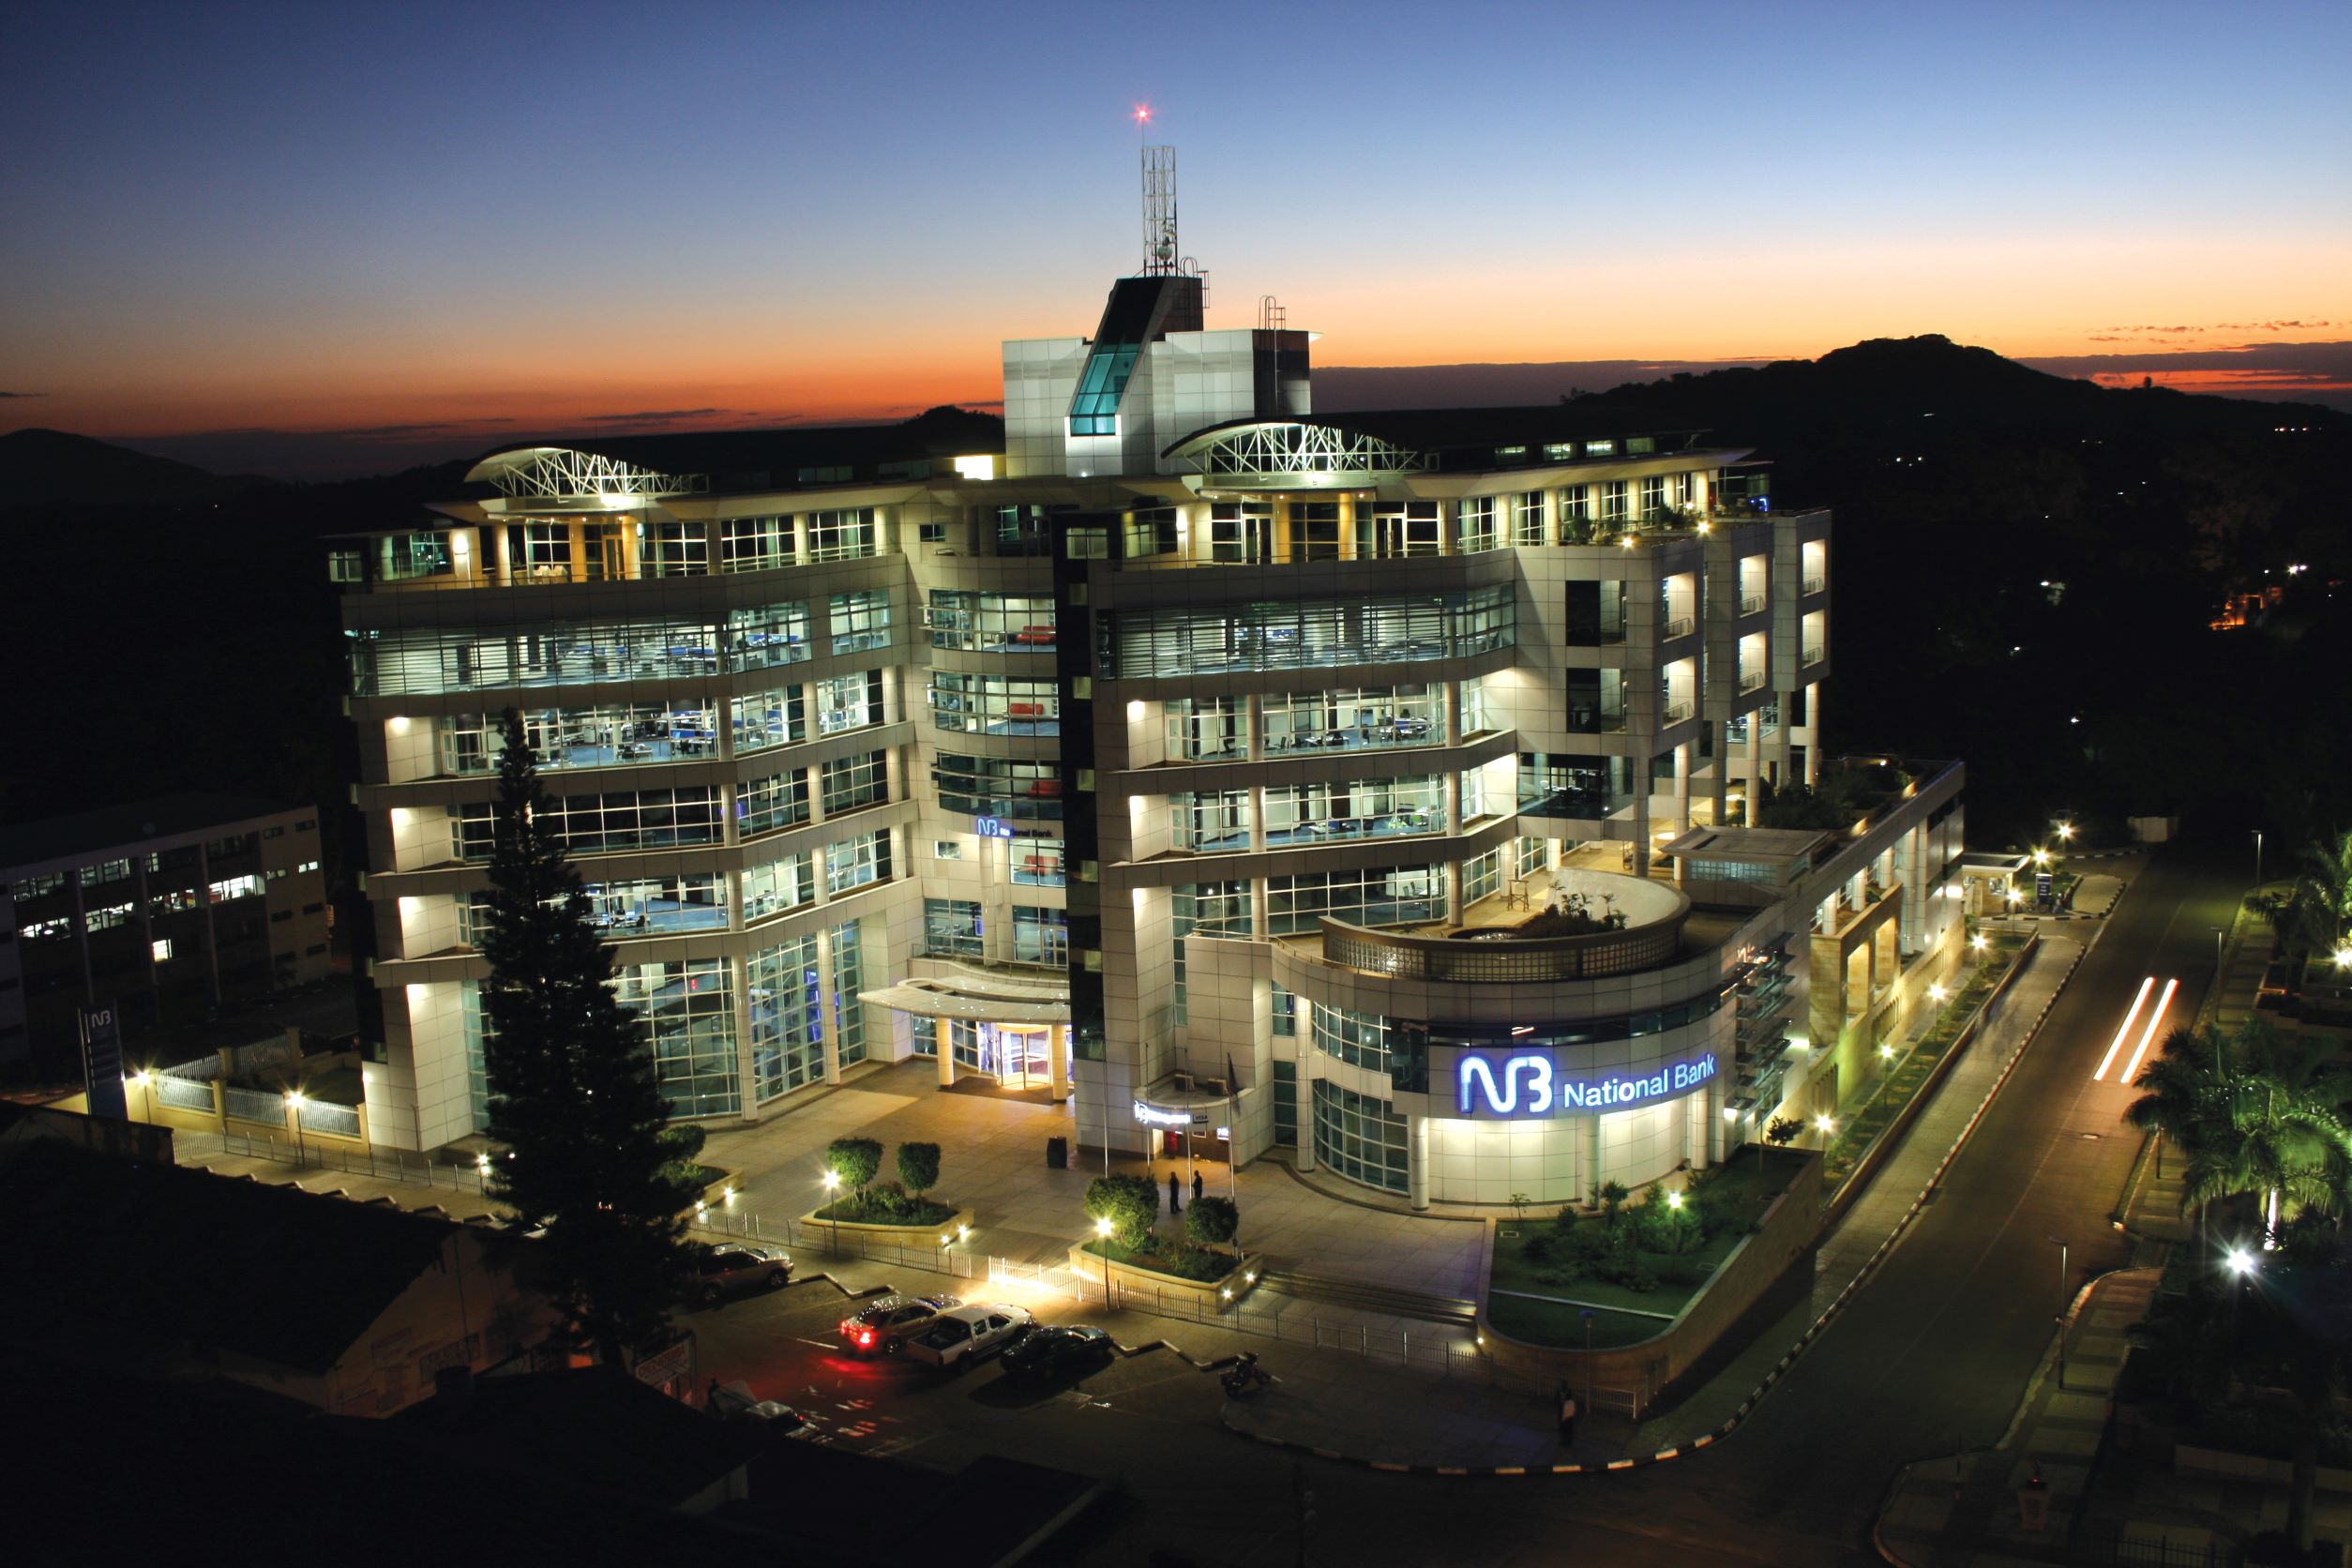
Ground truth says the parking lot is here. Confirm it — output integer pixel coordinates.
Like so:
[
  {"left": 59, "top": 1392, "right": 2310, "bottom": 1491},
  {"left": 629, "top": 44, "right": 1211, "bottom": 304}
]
[{"left": 682, "top": 1274, "right": 1234, "bottom": 1471}]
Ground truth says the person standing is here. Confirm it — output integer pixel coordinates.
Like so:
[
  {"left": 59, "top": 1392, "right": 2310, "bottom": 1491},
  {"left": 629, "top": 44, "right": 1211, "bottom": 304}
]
[
  {"left": 1192, "top": 1169, "right": 1205, "bottom": 1205},
  {"left": 1557, "top": 1382, "right": 1578, "bottom": 1446},
  {"left": 1168, "top": 1170, "right": 1183, "bottom": 1214}
]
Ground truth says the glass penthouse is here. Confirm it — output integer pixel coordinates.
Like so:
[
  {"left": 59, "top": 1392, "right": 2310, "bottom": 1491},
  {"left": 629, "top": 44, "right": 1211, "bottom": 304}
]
[{"left": 335, "top": 164, "right": 1965, "bottom": 1205}]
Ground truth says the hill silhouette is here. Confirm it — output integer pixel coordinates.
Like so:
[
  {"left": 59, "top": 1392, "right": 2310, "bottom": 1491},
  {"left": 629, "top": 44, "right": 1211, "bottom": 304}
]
[{"left": 0, "top": 427, "right": 273, "bottom": 508}]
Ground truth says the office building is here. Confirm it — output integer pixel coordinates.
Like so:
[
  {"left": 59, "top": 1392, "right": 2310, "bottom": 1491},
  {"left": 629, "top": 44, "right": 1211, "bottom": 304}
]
[
  {"left": 0, "top": 793, "right": 331, "bottom": 1081},
  {"left": 337, "top": 154, "right": 1966, "bottom": 1204}
]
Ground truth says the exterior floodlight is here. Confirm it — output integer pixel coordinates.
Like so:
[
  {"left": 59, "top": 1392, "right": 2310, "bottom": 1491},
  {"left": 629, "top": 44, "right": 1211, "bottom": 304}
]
[
  {"left": 2033, "top": 849, "right": 2050, "bottom": 866},
  {"left": 1724, "top": 1106, "right": 1741, "bottom": 1123},
  {"left": 2057, "top": 822, "right": 2075, "bottom": 840},
  {"left": 1666, "top": 1191, "right": 1684, "bottom": 1210},
  {"left": 2334, "top": 947, "right": 2352, "bottom": 971},
  {"left": 1971, "top": 934, "right": 1989, "bottom": 951},
  {"left": 1095, "top": 1216, "right": 1113, "bottom": 1238},
  {"left": 2226, "top": 1248, "right": 2255, "bottom": 1276},
  {"left": 822, "top": 1169, "right": 841, "bottom": 1190},
  {"left": 1815, "top": 1115, "right": 1835, "bottom": 1134},
  {"left": 285, "top": 1091, "right": 305, "bottom": 1108},
  {"left": 1928, "top": 984, "right": 1948, "bottom": 1002}
]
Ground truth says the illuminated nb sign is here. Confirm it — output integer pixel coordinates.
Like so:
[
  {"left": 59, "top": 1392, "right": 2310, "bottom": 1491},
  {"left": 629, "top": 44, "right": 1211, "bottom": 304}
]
[{"left": 1456, "top": 1051, "right": 1718, "bottom": 1118}]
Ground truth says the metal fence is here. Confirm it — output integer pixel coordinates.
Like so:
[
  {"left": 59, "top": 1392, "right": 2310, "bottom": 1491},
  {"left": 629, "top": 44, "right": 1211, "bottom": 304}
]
[
  {"left": 2095, "top": 1526, "right": 2239, "bottom": 1568},
  {"left": 298, "top": 1101, "right": 362, "bottom": 1138},
  {"left": 221, "top": 1085, "right": 286, "bottom": 1124},
  {"left": 206, "top": 1128, "right": 491, "bottom": 1193},
  {"left": 155, "top": 1075, "right": 217, "bottom": 1113}
]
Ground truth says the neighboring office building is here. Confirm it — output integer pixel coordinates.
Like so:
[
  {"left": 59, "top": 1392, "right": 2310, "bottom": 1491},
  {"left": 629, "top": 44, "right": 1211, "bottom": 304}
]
[
  {"left": 0, "top": 792, "right": 331, "bottom": 1081},
  {"left": 0, "top": 1130, "right": 550, "bottom": 1415},
  {"left": 335, "top": 153, "right": 1963, "bottom": 1206}
]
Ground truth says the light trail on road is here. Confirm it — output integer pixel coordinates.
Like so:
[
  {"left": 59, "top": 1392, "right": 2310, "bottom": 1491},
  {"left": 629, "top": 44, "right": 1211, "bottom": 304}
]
[
  {"left": 2118, "top": 976, "right": 2179, "bottom": 1085},
  {"left": 2090, "top": 976, "right": 2155, "bottom": 1080}
]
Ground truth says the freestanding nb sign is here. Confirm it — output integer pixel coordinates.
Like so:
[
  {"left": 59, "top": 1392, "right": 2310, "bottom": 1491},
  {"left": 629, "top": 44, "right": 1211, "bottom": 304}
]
[{"left": 1456, "top": 1050, "right": 1718, "bottom": 1118}]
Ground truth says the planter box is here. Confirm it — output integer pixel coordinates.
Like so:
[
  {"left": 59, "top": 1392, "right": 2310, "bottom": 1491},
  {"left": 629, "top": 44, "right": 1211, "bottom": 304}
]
[
  {"left": 1068, "top": 1243, "right": 1254, "bottom": 1314},
  {"left": 801, "top": 1206, "right": 974, "bottom": 1244}
]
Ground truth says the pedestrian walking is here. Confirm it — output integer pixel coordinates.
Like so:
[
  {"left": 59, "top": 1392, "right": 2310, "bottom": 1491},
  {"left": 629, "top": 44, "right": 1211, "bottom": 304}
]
[
  {"left": 1557, "top": 1382, "right": 1578, "bottom": 1446},
  {"left": 1169, "top": 1170, "right": 1183, "bottom": 1214},
  {"left": 1192, "top": 1170, "right": 1204, "bottom": 1204},
  {"left": 1153, "top": 1168, "right": 1164, "bottom": 1211}
]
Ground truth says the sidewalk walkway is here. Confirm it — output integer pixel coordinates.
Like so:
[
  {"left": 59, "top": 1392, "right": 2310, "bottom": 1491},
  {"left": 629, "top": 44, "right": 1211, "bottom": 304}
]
[{"left": 1877, "top": 1268, "right": 2158, "bottom": 1567}]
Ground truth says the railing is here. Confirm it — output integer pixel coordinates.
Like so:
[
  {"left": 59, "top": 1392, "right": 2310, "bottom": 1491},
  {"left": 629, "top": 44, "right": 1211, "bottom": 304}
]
[
  {"left": 1662, "top": 615, "right": 1695, "bottom": 641},
  {"left": 1738, "top": 670, "right": 1768, "bottom": 694},
  {"left": 222, "top": 1085, "right": 286, "bottom": 1123},
  {"left": 1662, "top": 699, "right": 1695, "bottom": 724},
  {"left": 1316, "top": 909, "right": 1689, "bottom": 983},
  {"left": 197, "top": 1127, "right": 493, "bottom": 1189},
  {"left": 299, "top": 1101, "right": 362, "bottom": 1138},
  {"left": 155, "top": 1075, "right": 218, "bottom": 1112},
  {"left": 1802, "top": 643, "right": 1826, "bottom": 666},
  {"left": 1802, "top": 576, "right": 1826, "bottom": 596},
  {"left": 1738, "top": 593, "right": 1765, "bottom": 616}
]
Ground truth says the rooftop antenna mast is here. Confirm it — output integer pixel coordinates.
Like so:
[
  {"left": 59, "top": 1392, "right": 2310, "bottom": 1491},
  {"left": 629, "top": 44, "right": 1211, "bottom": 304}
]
[{"left": 1141, "top": 143, "right": 1179, "bottom": 277}]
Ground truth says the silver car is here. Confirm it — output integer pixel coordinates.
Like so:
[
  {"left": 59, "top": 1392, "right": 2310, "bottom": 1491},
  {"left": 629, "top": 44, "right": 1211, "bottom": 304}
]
[
  {"left": 685, "top": 1242, "right": 792, "bottom": 1306},
  {"left": 902, "top": 1304, "right": 1035, "bottom": 1368}
]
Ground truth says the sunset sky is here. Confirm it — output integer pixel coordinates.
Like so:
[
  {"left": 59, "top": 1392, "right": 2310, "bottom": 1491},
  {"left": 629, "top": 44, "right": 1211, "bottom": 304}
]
[{"left": 7, "top": 0, "right": 2348, "bottom": 475}]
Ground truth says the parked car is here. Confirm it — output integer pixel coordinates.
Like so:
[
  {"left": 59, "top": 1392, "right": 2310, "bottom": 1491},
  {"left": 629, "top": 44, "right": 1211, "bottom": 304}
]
[
  {"left": 707, "top": 1380, "right": 824, "bottom": 1440},
  {"left": 998, "top": 1323, "right": 1117, "bottom": 1380},
  {"left": 685, "top": 1242, "right": 792, "bottom": 1305},
  {"left": 902, "top": 1304, "right": 1035, "bottom": 1369},
  {"left": 837, "top": 1292, "right": 962, "bottom": 1356}
]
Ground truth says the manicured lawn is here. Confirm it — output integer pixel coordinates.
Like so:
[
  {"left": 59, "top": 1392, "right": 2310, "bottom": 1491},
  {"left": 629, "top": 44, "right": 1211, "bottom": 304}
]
[
  {"left": 813, "top": 1193, "right": 959, "bottom": 1227},
  {"left": 1485, "top": 1151, "right": 1805, "bottom": 1349},
  {"left": 1084, "top": 1235, "right": 1239, "bottom": 1283}
]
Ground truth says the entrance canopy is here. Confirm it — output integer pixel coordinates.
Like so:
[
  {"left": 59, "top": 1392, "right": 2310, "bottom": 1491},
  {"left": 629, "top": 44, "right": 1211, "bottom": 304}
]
[{"left": 858, "top": 968, "right": 1070, "bottom": 1026}]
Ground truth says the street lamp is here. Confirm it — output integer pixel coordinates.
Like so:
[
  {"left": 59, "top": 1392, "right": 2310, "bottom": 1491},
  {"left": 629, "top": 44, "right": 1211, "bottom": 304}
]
[
  {"left": 131, "top": 1069, "right": 155, "bottom": 1123},
  {"left": 2056, "top": 822, "right": 2075, "bottom": 842},
  {"left": 2254, "top": 830, "right": 2264, "bottom": 892},
  {"left": 1928, "top": 983, "right": 1948, "bottom": 1003},
  {"left": 822, "top": 1168, "right": 843, "bottom": 1255},
  {"left": 1815, "top": 1113, "right": 1835, "bottom": 1148},
  {"left": 285, "top": 1091, "right": 308, "bottom": 1168}
]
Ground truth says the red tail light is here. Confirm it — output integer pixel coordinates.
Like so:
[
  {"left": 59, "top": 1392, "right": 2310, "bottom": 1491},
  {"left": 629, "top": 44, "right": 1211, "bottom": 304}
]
[{"left": 857, "top": 1330, "right": 873, "bottom": 1346}]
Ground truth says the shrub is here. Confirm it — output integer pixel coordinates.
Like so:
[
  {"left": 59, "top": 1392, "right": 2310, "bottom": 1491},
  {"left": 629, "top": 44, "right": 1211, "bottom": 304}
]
[
  {"left": 1535, "top": 1270, "right": 1569, "bottom": 1288},
  {"left": 1521, "top": 1230, "right": 1556, "bottom": 1265},
  {"left": 1185, "top": 1195, "right": 1240, "bottom": 1248},
  {"left": 1085, "top": 1173, "right": 1159, "bottom": 1249},
  {"left": 896, "top": 1141, "right": 942, "bottom": 1199},
  {"left": 825, "top": 1137, "right": 882, "bottom": 1202},
  {"left": 1624, "top": 1263, "right": 1659, "bottom": 1293},
  {"left": 1659, "top": 1259, "right": 1706, "bottom": 1289},
  {"left": 1598, "top": 1180, "right": 1631, "bottom": 1229}
]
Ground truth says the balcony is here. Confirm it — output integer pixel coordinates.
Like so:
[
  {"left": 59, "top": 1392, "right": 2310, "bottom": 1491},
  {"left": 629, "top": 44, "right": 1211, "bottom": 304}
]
[
  {"left": 1802, "top": 576, "right": 1827, "bottom": 596},
  {"left": 1802, "top": 644, "right": 1827, "bottom": 666},
  {"left": 1738, "top": 669, "right": 1768, "bottom": 694},
  {"left": 1738, "top": 593, "right": 1766, "bottom": 616},
  {"left": 1662, "top": 614, "right": 1696, "bottom": 641},
  {"left": 1663, "top": 699, "right": 1696, "bottom": 725}
]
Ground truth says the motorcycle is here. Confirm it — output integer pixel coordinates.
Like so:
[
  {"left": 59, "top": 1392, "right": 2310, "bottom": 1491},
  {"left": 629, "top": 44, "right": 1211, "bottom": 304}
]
[{"left": 1220, "top": 1351, "right": 1272, "bottom": 1397}]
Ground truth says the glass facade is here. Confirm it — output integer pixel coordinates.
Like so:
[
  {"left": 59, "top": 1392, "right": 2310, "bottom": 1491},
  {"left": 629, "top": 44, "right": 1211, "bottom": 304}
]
[
  {"left": 1097, "top": 586, "right": 1514, "bottom": 678},
  {"left": 931, "top": 671, "right": 1060, "bottom": 735},
  {"left": 1261, "top": 685, "right": 1440, "bottom": 754},
  {"left": 927, "top": 592, "right": 1055, "bottom": 651},
  {"left": 934, "top": 753, "right": 1061, "bottom": 819},
  {"left": 1312, "top": 1078, "right": 1408, "bottom": 1194},
  {"left": 454, "top": 788, "right": 724, "bottom": 859},
  {"left": 350, "top": 602, "right": 809, "bottom": 696},
  {"left": 617, "top": 957, "right": 738, "bottom": 1117},
  {"left": 747, "top": 934, "right": 824, "bottom": 1102},
  {"left": 1266, "top": 865, "right": 1444, "bottom": 933},
  {"left": 831, "top": 921, "right": 867, "bottom": 1064}
]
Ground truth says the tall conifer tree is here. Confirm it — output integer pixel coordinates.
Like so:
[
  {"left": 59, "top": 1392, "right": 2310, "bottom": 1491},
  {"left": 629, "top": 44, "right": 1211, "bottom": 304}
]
[{"left": 479, "top": 709, "right": 702, "bottom": 1364}]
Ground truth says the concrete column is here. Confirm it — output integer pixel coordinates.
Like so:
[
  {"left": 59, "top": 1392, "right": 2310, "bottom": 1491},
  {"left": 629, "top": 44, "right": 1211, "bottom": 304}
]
[
  {"left": 1671, "top": 740, "right": 1691, "bottom": 837},
  {"left": 935, "top": 1015, "right": 957, "bottom": 1088},
  {"left": 1744, "top": 716, "right": 1763, "bottom": 813},
  {"left": 1632, "top": 787, "right": 1652, "bottom": 879},
  {"left": 1802, "top": 683, "right": 1821, "bottom": 786},
  {"left": 815, "top": 925, "right": 843, "bottom": 1085},
  {"left": 1688, "top": 1085, "right": 1712, "bottom": 1170},
  {"left": 1294, "top": 1048, "right": 1319, "bottom": 1172},
  {"left": 1049, "top": 1023, "right": 1070, "bottom": 1102},
  {"left": 730, "top": 950, "right": 758, "bottom": 1121},
  {"left": 1709, "top": 723, "right": 1730, "bottom": 825},
  {"left": 1407, "top": 1111, "right": 1430, "bottom": 1212},
  {"left": 1583, "top": 1115, "right": 1603, "bottom": 1204}
]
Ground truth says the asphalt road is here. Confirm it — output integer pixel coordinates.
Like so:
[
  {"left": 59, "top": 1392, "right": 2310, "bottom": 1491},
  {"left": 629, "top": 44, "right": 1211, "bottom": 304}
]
[{"left": 691, "top": 847, "right": 2245, "bottom": 1567}]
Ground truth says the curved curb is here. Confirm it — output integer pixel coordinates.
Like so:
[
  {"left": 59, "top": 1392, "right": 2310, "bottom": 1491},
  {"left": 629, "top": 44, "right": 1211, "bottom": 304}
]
[{"left": 1216, "top": 934, "right": 2097, "bottom": 1479}]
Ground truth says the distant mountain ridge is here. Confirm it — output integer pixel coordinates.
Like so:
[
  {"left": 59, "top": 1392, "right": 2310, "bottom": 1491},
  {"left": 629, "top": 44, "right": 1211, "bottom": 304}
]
[
  {"left": 0, "top": 427, "right": 273, "bottom": 508},
  {"left": 10, "top": 337, "right": 2341, "bottom": 499}
]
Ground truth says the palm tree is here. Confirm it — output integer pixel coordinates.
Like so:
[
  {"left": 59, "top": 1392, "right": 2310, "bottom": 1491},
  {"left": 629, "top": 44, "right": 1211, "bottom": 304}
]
[
  {"left": 2123, "top": 1025, "right": 2231, "bottom": 1181},
  {"left": 2281, "top": 827, "right": 2352, "bottom": 961}
]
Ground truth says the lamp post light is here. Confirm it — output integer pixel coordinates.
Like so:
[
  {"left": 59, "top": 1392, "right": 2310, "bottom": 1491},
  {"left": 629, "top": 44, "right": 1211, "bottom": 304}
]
[
  {"left": 2254, "top": 830, "right": 2264, "bottom": 893},
  {"left": 2225, "top": 1245, "right": 2257, "bottom": 1346},
  {"left": 2048, "top": 1236, "right": 2069, "bottom": 1389},
  {"left": 1815, "top": 1113, "right": 1835, "bottom": 1149},
  {"left": 286, "top": 1091, "right": 308, "bottom": 1168},
  {"left": 131, "top": 1069, "right": 155, "bottom": 1123},
  {"left": 822, "top": 1168, "right": 843, "bottom": 1256}
]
